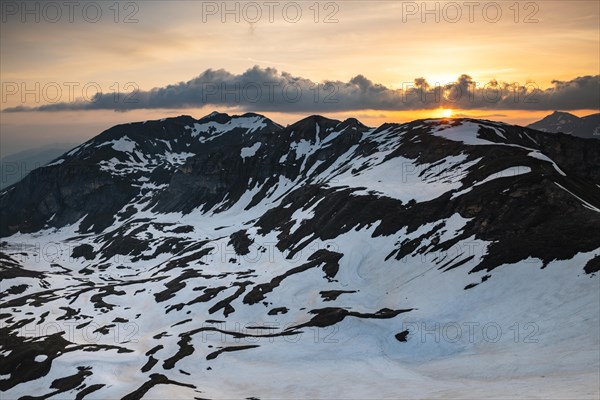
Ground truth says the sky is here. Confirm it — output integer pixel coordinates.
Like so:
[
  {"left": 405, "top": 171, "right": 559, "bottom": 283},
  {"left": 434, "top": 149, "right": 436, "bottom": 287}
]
[{"left": 1, "top": 0, "right": 599, "bottom": 156}]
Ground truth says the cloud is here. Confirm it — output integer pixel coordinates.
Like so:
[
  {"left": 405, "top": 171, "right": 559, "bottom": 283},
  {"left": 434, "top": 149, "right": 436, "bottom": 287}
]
[{"left": 3, "top": 66, "right": 599, "bottom": 113}]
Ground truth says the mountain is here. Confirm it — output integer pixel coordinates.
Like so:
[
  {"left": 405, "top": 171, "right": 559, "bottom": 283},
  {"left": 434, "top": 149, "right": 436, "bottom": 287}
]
[
  {"left": 527, "top": 110, "right": 600, "bottom": 139},
  {"left": 1, "top": 113, "right": 599, "bottom": 399},
  {"left": 0, "top": 143, "right": 78, "bottom": 189}
]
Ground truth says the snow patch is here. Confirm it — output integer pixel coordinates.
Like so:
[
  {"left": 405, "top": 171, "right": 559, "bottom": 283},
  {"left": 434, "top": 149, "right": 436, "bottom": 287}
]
[{"left": 240, "top": 142, "right": 262, "bottom": 159}]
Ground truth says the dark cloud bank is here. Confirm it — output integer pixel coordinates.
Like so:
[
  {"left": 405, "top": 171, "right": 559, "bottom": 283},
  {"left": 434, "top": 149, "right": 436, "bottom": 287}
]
[{"left": 4, "top": 66, "right": 599, "bottom": 113}]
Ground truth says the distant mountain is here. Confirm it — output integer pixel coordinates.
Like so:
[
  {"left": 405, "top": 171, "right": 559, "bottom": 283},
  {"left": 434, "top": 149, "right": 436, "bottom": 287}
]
[
  {"left": 527, "top": 111, "right": 600, "bottom": 139},
  {"left": 1, "top": 113, "right": 599, "bottom": 399},
  {"left": 0, "top": 143, "right": 78, "bottom": 189}
]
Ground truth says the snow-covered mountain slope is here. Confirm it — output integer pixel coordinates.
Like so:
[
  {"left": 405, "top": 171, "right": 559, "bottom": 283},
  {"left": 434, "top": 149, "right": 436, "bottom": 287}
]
[
  {"left": 1, "top": 113, "right": 599, "bottom": 399},
  {"left": 528, "top": 111, "right": 600, "bottom": 139}
]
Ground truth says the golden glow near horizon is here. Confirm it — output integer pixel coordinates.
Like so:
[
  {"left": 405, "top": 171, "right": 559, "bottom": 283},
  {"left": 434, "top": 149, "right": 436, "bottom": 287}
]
[{"left": 441, "top": 109, "right": 453, "bottom": 118}]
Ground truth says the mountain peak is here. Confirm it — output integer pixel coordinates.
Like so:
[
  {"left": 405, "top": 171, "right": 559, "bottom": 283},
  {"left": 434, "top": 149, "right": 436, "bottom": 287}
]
[
  {"left": 197, "top": 111, "right": 278, "bottom": 127},
  {"left": 547, "top": 111, "right": 579, "bottom": 121},
  {"left": 335, "top": 117, "right": 371, "bottom": 132},
  {"left": 528, "top": 111, "right": 598, "bottom": 139},
  {"left": 284, "top": 115, "right": 342, "bottom": 142},
  {"left": 198, "top": 111, "right": 232, "bottom": 123},
  {"left": 288, "top": 114, "right": 341, "bottom": 131},
  {"left": 239, "top": 112, "right": 268, "bottom": 119},
  {"left": 551, "top": 110, "right": 576, "bottom": 116},
  {"left": 296, "top": 114, "right": 340, "bottom": 124}
]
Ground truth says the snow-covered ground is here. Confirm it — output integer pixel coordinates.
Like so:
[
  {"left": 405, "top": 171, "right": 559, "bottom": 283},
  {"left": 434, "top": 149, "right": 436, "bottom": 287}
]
[{"left": 1, "top": 115, "right": 598, "bottom": 399}]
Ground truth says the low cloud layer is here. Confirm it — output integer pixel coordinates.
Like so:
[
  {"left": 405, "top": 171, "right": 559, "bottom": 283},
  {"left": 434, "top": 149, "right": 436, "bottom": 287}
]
[{"left": 4, "top": 66, "right": 599, "bottom": 113}]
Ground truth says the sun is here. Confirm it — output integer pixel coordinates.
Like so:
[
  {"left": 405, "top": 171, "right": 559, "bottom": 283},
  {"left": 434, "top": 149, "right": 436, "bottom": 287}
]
[{"left": 441, "top": 109, "right": 453, "bottom": 118}]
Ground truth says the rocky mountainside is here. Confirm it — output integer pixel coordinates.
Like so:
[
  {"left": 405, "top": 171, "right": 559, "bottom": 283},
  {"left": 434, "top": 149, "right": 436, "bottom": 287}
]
[
  {"left": 528, "top": 110, "right": 600, "bottom": 139},
  {"left": 1, "top": 112, "right": 599, "bottom": 399},
  {"left": 0, "top": 143, "right": 77, "bottom": 190}
]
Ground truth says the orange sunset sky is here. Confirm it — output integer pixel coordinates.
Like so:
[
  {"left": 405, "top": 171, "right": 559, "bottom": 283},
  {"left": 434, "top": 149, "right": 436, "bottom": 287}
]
[{"left": 1, "top": 0, "right": 599, "bottom": 155}]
